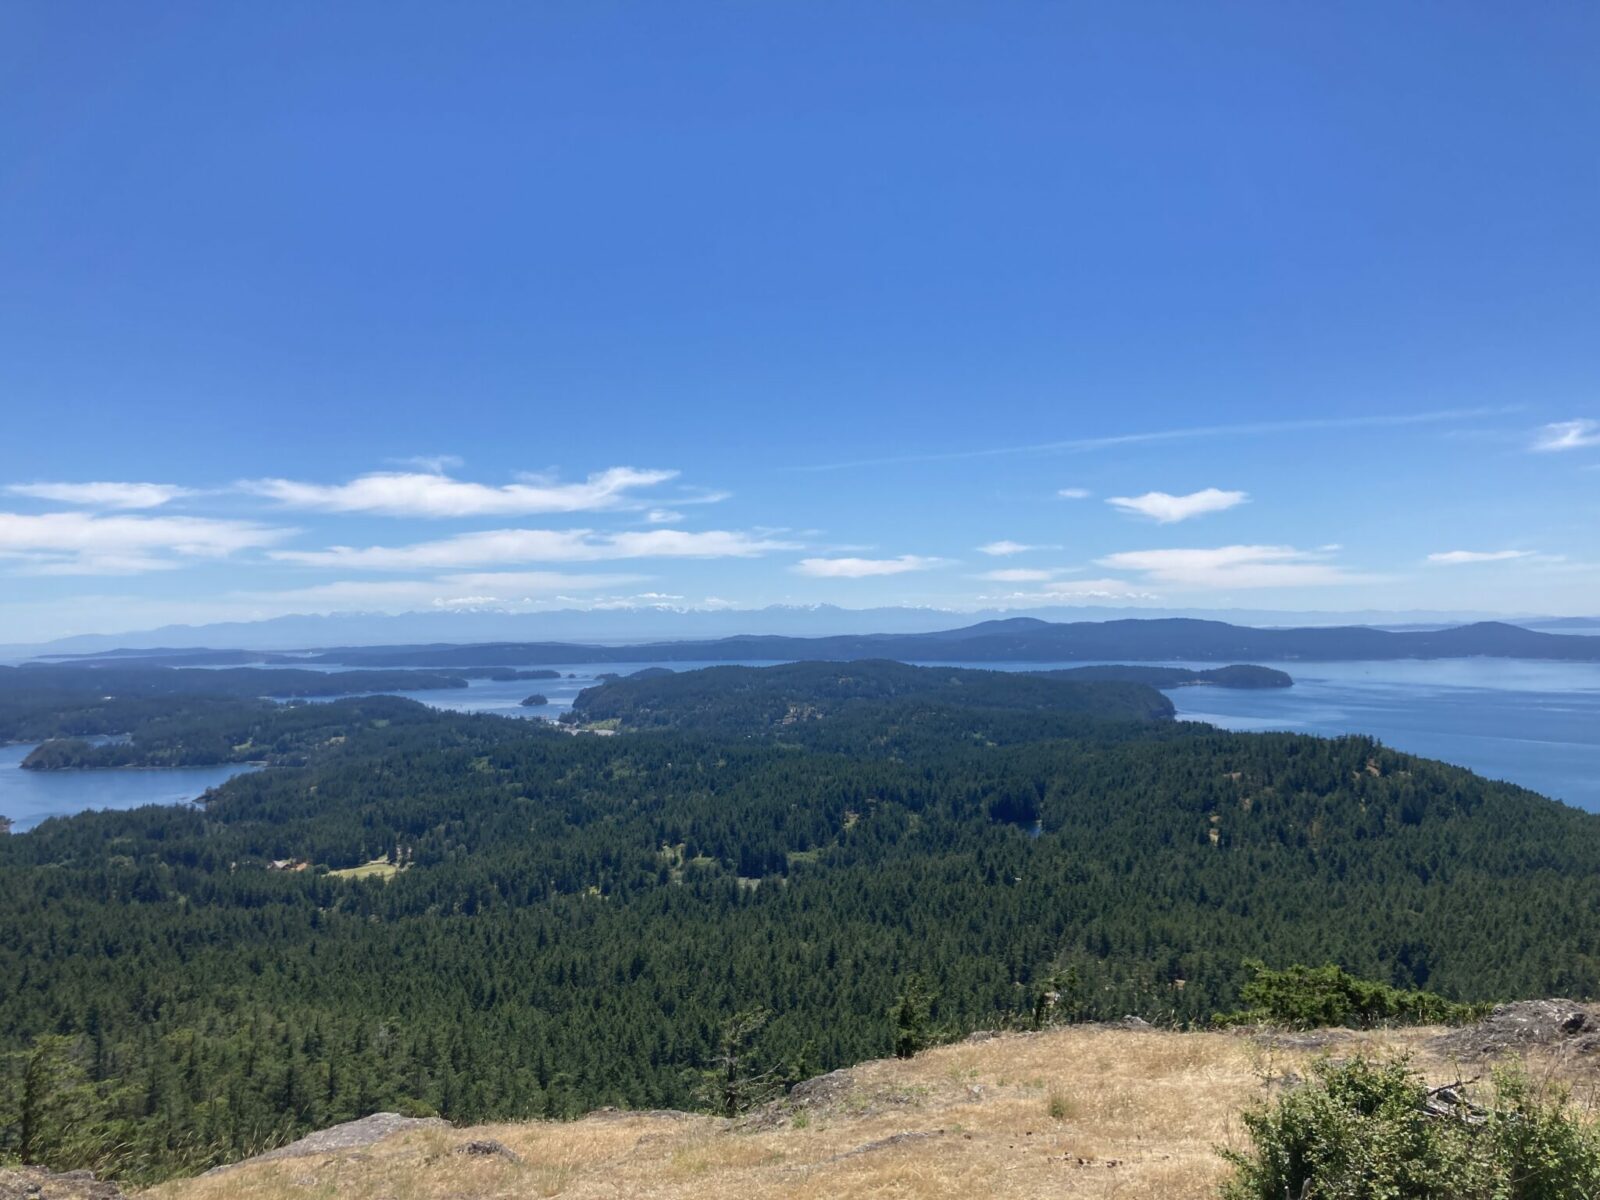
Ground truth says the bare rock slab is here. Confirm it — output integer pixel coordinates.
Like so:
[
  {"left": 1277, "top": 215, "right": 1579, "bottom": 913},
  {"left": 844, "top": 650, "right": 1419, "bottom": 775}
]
[{"left": 202, "top": 1112, "right": 449, "bottom": 1175}]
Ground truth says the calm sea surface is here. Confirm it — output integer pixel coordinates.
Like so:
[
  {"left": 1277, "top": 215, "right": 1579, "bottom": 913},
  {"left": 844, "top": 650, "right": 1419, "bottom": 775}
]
[
  {"left": 4, "top": 657, "right": 1598, "bottom": 829},
  {"left": 0, "top": 743, "right": 258, "bottom": 833}
]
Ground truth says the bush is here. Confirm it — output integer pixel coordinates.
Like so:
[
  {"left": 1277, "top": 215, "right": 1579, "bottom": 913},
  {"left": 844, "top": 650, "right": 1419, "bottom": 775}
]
[
  {"left": 1220, "top": 1057, "right": 1600, "bottom": 1200},
  {"left": 1213, "top": 961, "right": 1484, "bottom": 1030}
]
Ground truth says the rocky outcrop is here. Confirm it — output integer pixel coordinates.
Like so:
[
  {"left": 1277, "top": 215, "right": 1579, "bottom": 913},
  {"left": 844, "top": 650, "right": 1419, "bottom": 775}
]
[
  {"left": 201, "top": 1112, "right": 448, "bottom": 1175},
  {"left": 0, "top": 1167, "right": 123, "bottom": 1199},
  {"left": 1429, "top": 999, "right": 1600, "bottom": 1059}
]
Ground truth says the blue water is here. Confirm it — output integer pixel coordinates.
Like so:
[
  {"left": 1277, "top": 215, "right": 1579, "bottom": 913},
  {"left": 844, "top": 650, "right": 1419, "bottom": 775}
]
[
  {"left": 0, "top": 743, "right": 259, "bottom": 833},
  {"left": 4, "top": 658, "right": 1598, "bottom": 828},
  {"left": 1151, "top": 658, "right": 1600, "bottom": 812}
]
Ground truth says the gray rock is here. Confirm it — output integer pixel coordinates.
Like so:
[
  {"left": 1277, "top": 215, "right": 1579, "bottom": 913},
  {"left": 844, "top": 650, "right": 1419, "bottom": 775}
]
[
  {"left": 1430, "top": 999, "right": 1600, "bottom": 1060},
  {"left": 0, "top": 1167, "right": 123, "bottom": 1200},
  {"left": 786, "top": 1067, "right": 858, "bottom": 1107},
  {"left": 202, "top": 1112, "right": 449, "bottom": 1175}
]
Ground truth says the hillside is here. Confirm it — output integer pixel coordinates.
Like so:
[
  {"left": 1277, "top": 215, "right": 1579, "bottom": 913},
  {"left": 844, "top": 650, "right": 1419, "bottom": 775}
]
[
  {"left": 132, "top": 1020, "right": 1597, "bottom": 1200},
  {"left": 8, "top": 694, "right": 1600, "bottom": 1181},
  {"left": 9, "top": 659, "right": 1600, "bottom": 1183}
]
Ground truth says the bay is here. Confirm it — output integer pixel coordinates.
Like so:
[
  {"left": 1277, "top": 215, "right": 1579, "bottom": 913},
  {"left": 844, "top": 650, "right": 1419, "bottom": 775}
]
[{"left": 0, "top": 743, "right": 259, "bottom": 833}]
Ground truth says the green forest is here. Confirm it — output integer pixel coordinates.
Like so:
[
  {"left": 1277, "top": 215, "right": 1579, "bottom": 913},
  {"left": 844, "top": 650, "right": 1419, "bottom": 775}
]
[{"left": 4, "top": 661, "right": 1600, "bottom": 1182}]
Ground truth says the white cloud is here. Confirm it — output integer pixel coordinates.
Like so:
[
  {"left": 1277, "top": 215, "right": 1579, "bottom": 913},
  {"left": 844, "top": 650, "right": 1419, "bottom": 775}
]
[
  {"left": 273, "top": 527, "right": 799, "bottom": 570},
  {"left": 1106, "top": 488, "right": 1248, "bottom": 523},
  {"left": 1097, "top": 544, "right": 1373, "bottom": 589},
  {"left": 978, "top": 540, "right": 1034, "bottom": 556},
  {"left": 646, "top": 509, "right": 685, "bottom": 524},
  {"left": 0, "top": 511, "right": 293, "bottom": 575},
  {"left": 1426, "top": 550, "right": 1536, "bottom": 565},
  {"left": 793, "top": 555, "right": 944, "bottom": 578},
  {"left": 240, "top": 467, "right": 678, "bottom": 516},
  {"left": 236, "top": 571, "right": 649, "bottom": 608},
  {"left": 7, "top": 481, "right": 192, "bottom": 509},
  {"left": 981, "top": 578, "right": 1159, "bottom": 602},
  {"left": 977, "top": 568, "right": 1056, "bottom": 582},
  {"left": 676, "top": 488, "right": 733, "bottom": 507},
  {"left": 1532, "top": 420, "right": 1600, "bottom": 452},
  {"left": 1057, "top": 488, "right": 1091, "bottom": 500}
]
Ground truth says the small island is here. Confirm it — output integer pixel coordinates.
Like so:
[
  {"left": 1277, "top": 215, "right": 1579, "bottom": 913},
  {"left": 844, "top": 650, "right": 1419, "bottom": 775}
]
[
  {"left": 1032, "top": 664, "right": 1293, "bottom": 689},
  {"left": 518, "top": 694, "right": 550, "bottom": 707}
]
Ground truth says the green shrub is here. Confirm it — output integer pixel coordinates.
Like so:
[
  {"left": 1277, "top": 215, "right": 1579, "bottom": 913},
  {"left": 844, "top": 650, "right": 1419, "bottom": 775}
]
[
  {"left": 1220, "top": 1057, "right": 1600, "bottom": 1200},
  {"left": 1213, "top": 961, "right": 1484, "bottom": 1030}
]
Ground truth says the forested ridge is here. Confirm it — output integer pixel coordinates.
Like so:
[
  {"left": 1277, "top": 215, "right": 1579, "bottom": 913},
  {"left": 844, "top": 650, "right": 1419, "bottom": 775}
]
[{"left": 3, "top": 662, "right": 1600, "bottom": 1182}]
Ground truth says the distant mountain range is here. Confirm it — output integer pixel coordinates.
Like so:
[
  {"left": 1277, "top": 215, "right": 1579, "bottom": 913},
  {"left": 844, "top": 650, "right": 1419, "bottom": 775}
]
[
  {"left": 57, "top": 616, "right": 1600, "bottom": 667},
  {"left": 11, "top": 604, "right": 1596, "bottom": 657}
]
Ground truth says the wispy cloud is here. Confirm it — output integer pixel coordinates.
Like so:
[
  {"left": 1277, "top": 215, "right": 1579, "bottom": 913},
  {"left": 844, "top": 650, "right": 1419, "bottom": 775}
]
[
  {"left": 1532, "top": 419, "right": 1600, "bottom": 452},
  {"left": 1057, "top": 487, "right": 1092, "bottom": 499},
  {"left": 7, "top": 481, "right": 193, "bottom": 509},
  {"left": 385, "top": 454, "right": 465, "bottom": 473},
  {"left": 980, "top": 578, "right": 1159, "bottom": 602},
  {"left": 1098, "top": 544, "right": 1375, "bottom": 589},
  {"left": 976, "top": 567, "right": 1057, "bottom": 582},
  {"left": 240, "top": 467, "right": 678, "bottom": 517},
  {"left": 1426, "top": 549, "right": 1537, "bottom": 565},
  {"left": 1106, "top": 488, "right": 1247, "bottom": 523},
  {"left": 794, "top": 407, "right": 1521, "bottom": 471},
  {"left": 0, "top": 511, "right": 293, "bottom": 575},
  {"left": 978, "top": 540, "right": 1041, "bottom": 556},
  {"left": 793, "top": 555, "right": 944, "bottom": 578},
  {"left": 273, "top": 527, "right": 800, "bottom": 570},
  {"left": 236, "top": 571, "right": 649, "bottom": 609}
]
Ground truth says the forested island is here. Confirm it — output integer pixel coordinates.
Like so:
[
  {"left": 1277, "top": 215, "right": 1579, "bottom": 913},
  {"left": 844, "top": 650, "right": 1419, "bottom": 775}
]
[
  {"left": 4, "top": 658, "right": 1600, "bottom": 1182},
  {"left": 562, "top": 659, "right": 1174, "bottom": 733},
  {"left": 0, "top": 663, "right": 484, "bottom": 745},
  {"left": 1031, "top": 663, "right": 1292, "bottom": 688}
]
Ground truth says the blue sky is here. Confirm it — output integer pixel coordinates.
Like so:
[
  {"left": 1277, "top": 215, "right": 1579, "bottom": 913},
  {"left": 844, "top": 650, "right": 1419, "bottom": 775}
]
[{"left": 1, "top": 2, "right": 1597, "bottom": 640}]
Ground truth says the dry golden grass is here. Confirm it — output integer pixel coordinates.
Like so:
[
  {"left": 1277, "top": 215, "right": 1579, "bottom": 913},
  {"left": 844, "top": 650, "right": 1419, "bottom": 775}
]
[
  {"left": 142, "top": 1022, "right": 1595, "bottom": 1200},
  {"left": 326, "top": 858, "right": 402, "bottom": 881}
]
